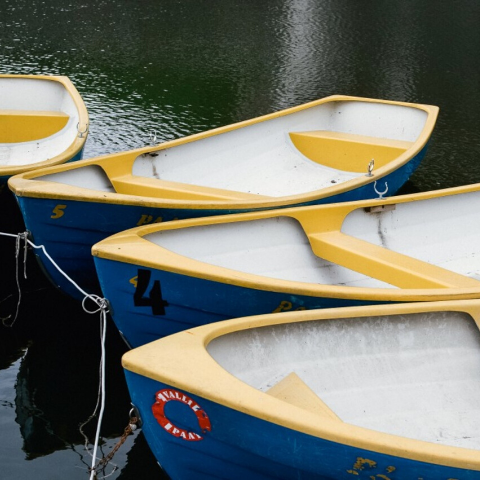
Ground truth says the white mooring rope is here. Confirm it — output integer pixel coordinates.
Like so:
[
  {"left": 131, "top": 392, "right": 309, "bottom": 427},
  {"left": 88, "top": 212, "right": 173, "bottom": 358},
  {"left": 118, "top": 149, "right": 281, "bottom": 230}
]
[{"left": 0, "top": 230, "right": 111, "bottom": 479}]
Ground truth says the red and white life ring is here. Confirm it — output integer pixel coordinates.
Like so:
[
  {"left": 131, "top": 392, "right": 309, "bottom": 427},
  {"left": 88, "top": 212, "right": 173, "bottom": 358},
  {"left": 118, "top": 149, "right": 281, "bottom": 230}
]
[{"left": 152, "top": 388, "right": 212, "bottom": 441}]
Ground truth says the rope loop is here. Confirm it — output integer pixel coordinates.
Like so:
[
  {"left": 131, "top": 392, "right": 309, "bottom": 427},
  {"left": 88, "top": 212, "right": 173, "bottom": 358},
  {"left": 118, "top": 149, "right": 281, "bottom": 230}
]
[{"left": 82, "top": 294, "right": 110, "bottom": 315}]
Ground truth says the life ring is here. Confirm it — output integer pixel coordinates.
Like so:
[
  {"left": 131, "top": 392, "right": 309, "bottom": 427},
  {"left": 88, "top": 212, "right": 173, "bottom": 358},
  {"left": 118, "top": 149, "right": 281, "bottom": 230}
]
[{"left": 152, "top": 388, "right": 212, "bottom": 441}]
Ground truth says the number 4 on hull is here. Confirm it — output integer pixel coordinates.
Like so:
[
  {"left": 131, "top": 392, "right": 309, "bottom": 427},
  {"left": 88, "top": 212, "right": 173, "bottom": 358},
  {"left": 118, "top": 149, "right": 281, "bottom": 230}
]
[{"left": 133, "top": 269, "right": 169, "bottom": 315}]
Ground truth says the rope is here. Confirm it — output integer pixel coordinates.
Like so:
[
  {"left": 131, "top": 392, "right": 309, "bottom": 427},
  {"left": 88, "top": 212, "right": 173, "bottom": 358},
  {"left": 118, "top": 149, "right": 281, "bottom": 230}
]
[
  {"left": 88, "top": 300, "right": 108, "bottom": 480},
  {"left": 0, "top": 230, "right": 118, "bottom": 477},
  {"left": 1, "top": 231, "right": 28, "bottom": 326},
  {"left": 0, "top": 230, "right": 92, "bottom": 298}
]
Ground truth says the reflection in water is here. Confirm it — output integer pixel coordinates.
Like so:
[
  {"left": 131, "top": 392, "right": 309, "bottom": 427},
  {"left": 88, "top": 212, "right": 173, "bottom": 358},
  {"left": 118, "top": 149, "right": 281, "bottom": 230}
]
[
  {"left": 4, "top": 282, "right": 164, "bottom": 477},
  {"left": 13, "top": 337, "right": 103, "bottom": 460},
  {"left": 0, "top": 327, "right": 27, "bottom": 372},
  {"left": 15, "top": 348, "right": 65, "bottom": 459}
]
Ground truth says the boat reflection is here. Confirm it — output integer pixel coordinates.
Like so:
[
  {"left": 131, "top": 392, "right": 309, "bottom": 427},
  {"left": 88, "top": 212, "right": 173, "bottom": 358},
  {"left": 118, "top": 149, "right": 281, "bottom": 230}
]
[
  {"left": 12, "top": 315, "right": 166, "bottom": 477},
  {"left": 8, "top": 286, "right": 129, "bottom": 460}
]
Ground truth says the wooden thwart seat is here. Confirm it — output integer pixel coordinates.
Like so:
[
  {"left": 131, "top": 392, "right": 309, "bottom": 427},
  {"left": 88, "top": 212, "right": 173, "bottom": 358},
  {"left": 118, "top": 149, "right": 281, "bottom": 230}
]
[
  {"left": 289, "top": 130, "right": 414, "bottom": 172},
  {"left": 0, "top": 110, "right": 69, "bottom": 143},
  {"left": 266, "top": 372, "right": 341, "bottom": 420},
  {"left": 309, "top": 231, "right": 480, "bottom": 289}
]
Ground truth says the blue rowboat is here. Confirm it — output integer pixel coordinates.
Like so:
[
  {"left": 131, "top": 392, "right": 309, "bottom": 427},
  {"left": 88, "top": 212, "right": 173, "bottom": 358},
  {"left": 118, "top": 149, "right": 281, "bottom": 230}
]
[
  {"left": 122, "top": 300, "right": 480, "bottom": 479},
  {"left": 9, "top": 95, "right": 437, "bottom": 298},
  {"left": 0, "top": 75, "right": 88, "bottom": 187},
  {"left": 93, "top": 183, "right": 480, "bottom": 348}
]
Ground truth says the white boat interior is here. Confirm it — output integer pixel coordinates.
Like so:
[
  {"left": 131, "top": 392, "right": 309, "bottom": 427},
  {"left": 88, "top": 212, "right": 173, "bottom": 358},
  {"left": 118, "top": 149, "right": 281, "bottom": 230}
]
[
  {"left": 38, "top": 165, "right": 116, "bottom": 192},
  {"left": 207, "top": 311, "right": 480, "bottom": 450},
  {"left": 0, "top": 77, "right": 81, "bottom": 167},
  {"left": 132, "top": 101, "right": 426, "bottom": 196},
  {"left": 144, "top": 187, "right": 480, "bottom": 290},
  {"left": 144, "top": 217, "right": 394, "bottom": 288}
]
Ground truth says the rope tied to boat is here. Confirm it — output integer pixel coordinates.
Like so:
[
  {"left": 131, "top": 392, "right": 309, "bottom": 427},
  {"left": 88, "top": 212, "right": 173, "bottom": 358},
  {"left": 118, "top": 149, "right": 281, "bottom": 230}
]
[
  {"left": 0, "top": 230, "right": 111, "bottom": 324},
  {"left": 1, "top": 231, "right": 29, "bottom": 326},
  {"left": 79, "top": 293, "right": 112, "bottom": 480},
  {"left": 16, "top": 230, "right": 29, "bottom": 280},
  {"left": 82, "top": 294, "right": 110, "bottom": 316},
  {"left": 0, "top": 230, "right": 116, "bottom": 478}
]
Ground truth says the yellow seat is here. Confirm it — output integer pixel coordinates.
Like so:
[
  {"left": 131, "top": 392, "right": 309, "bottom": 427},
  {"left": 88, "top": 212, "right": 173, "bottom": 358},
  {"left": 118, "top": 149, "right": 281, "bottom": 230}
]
[
  {"left": 290, "top": 130, "right": 413, "bottom": 172},
  {"left": 0, "top": 110, "right": 69, "bottom": 143},
  {"left": 266, "top": 372, "right": 341, "bottom": 420},
  {"left": 309, "top": 231, "right": 480, "bottom": 289}
]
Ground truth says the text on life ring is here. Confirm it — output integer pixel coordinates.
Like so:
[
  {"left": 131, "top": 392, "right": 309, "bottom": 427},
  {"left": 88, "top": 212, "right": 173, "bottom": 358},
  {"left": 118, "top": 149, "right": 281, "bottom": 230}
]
[{"left": 152, "top": 388, "right": 212, "bottom": 441}]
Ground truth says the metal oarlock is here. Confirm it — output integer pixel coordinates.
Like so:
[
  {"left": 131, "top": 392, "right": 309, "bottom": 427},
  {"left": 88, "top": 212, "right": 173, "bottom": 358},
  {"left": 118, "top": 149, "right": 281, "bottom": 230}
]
[
  {"left": 77, "top": 122, "right": 89, "bottom": 138},
  {"left": 374, "top": 181, "right": 388, "bottom": 199}
]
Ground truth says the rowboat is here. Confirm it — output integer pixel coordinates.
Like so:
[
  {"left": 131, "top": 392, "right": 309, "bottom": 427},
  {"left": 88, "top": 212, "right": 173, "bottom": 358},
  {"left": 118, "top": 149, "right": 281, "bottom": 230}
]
[
  {"left": 0, "top": 75, "right": 88, "bottom": 186},
  {"left": 9, "top": 95, "right": 437, "bottom": 298},
  {"left": 93, "top": 182, "right": 480, "bottom": 348},
  {"left": 122, "top": 300, "right": 480, "bottom": 479}
]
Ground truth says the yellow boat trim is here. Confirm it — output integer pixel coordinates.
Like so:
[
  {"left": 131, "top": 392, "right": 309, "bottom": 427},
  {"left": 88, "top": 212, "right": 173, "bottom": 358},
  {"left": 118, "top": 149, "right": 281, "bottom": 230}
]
[
  {"left": 9, "top": 95, "right": 437, "bottom": 209},
  {"left": 122, "top": 300, "right": 480, "bottom": 470},
  {"left": 0, "top": 75, "right": 89, "bottom": 176}
]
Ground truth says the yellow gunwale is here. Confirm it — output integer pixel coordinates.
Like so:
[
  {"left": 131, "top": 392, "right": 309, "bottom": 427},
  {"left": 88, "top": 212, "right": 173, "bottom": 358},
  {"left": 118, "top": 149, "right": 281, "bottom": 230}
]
[
  {"left": 122, "top": 300, "right": 480, "bottom": 471},
  {"left": 9, "top": 95, "right": 437, "bottom": 208},
  {"left": 0, "top": 74, "right": 89, "bottom": 176},
  {"left": 92, "top": 183, "right": 480, "bottom": 302}
]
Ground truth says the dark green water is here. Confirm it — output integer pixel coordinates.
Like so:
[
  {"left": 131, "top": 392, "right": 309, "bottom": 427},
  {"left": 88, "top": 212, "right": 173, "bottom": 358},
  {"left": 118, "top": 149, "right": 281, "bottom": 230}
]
[{"left": 1, "top": 0, "right": 480, "bottom": 478}]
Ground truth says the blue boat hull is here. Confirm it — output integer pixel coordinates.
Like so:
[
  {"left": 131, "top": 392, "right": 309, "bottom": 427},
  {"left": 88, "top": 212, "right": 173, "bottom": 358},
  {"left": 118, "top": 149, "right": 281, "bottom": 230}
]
[
  {"left": 124, "top": 371, "right": 480, "bottom": 480},
  {"left": 94, "top": 257, "right": 381, "bottom": 348},
  {"left": 15, "top": 145, "right": 425, "bottom": 300}
]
